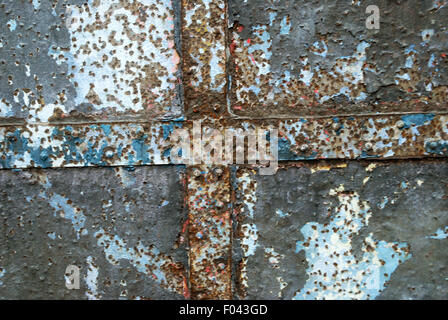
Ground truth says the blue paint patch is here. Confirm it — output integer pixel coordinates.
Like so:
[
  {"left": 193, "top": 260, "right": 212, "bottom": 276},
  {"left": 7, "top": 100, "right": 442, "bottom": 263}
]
[
  {"left": 100, "top": 124, "right": 112, "bottom": 136},
  {"left": 7, "top": 19, "right": 16, "bottom": 31},
  {"left": 425, "top": 141, "right": 448, "bottom": 156},
  {"left": 32, "top": 0, "right": 40, "bottom": 9},
  {"left": 427, "top": 226, "right": 448, "bottom": 240},
  {"left": 275, "top": 209, "right": 289, "bottom": 218},
  {"left": 159, "top": 200, "right": 170, "bottom": 208},
  {"left": 163, "top": 147, "right": 172, "bottom": 159},
  {"left": 94, "top": 229, "right": 178, "bottom": 291},
  {"left": 132, "top": 136, "right": 151, "bottom": 164},
  {"left": 48, "top": 194, "right": 87, "bottom": 239},
  {"left": 248, "top": 26, "right": 272, "bottom": 59},
  {"left": 47, "top": 232, "right": 56, "bottom": 240},
  {"left": 401, "top": 114, "right": 435, "bottom": 129},
  {"left": 162, "top": 123, "right": 175, "bottom": 140},
  {"left": 280, "top": 16, "right": 291, "bottom": 35},
  {"left": 428, "top": 54, "right": 436, "bottom": 68},
  {"left": 294, "top": 193, "right": 411, "bottom": 300},
  {"left": 278, "top": 138, "right": 317, "bottom": 161},
  {"left": 0, "top": 268, "right": 5, "bottom": 286},
  {"left": 378, "top": 196, "right": 389, "bottom": 210},
  {"left": 359, "top": 150, "right": 380, "bottom": 159}
]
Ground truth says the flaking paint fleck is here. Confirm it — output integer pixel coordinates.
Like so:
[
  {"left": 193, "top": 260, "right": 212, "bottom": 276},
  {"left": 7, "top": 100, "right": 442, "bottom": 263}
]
[
  {"left": 85, "top": 256, "right": 101, "bottom": 300},
  {"left": 427, "top": 226, "right": 448, "bottom": 240}
]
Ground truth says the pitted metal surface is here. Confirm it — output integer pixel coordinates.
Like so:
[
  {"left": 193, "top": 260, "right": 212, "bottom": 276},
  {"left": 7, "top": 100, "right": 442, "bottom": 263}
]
[
  {"left": 229, "top": 0, "right": 448, "bottom": 117},
  {"left": 0, "top": 0, "right": 447, "bottom": 300},
  {"left": 0, "top": 121, "right": 183, "bottom": 169},
  {"left": 233, "top": 160, "right": 448, "bottom": 299},
  {"left": 182, "top": 0, "right": 227, "bottom": 118},
  {"left": 187, "top": 165, "right": 232, "bottom": 299},
  {"left": 1, "top": 114, "right": 446, "bottom": 169},
  {"left": 0, "top": 166, "right": 188, "bottom": 299},
  {"left": 0, "top": 0, "right": 182, "bottom": 123}
]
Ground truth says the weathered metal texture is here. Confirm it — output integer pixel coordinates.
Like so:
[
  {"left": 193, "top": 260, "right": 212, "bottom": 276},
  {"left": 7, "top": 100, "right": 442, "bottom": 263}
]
[
  {"left": 2, "top": 114, "right": 447, "bottom": 169},
  {"left": 228, "top": 0, "right": 448, "bottom": 117},
  {"left": 0, "top": 166, "right": 189, "bottom": 299},
  {"left": 233, "top": 160, "right": 448, "bottom": 299},
  {"left": 187, "top": 165, "right": 232, "bottom": 299},
  {"left": 0, "top": 0, "right": 182, "bottom": 123},
  {"left": 0, "top": 0, "right": 447, "bottom": 301},
  {"left": 0, "top": 122, "right": 182, "bottom": 169},
  {"left": 277, "top": 114, "right": 448, "bottom": 160},
  {"left": 182, "top": 0, "right": 228, "bottom": 118}
]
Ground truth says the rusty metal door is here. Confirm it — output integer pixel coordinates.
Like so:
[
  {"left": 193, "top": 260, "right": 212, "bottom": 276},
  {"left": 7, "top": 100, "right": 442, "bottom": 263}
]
[{"left": 0, "top": 0, "right": 447, "bottom": 300}]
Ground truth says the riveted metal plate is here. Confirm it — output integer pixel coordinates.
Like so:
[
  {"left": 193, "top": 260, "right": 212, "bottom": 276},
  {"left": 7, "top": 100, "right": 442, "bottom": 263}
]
[
  {"left": 0, "top": 165, "right": 189, "bottom": 299},
  {"left": 0, "top": 0, "right": 447, "bottom": 302},
  {"left": 1, "top": 114, "right": 447, "bottom": 169},
  {"left": 233, "top": 160, "right": 448, "bottom": 299},
  {"left": 182, "top": 0, "right": 228, "bottom": 118},
  {"left": 0, "top": 0, "right": 183, "bottom": 123},
  {"left": 0, "top": 121, "right": 183, "bottom": 169},
  {"left": 228, "top": 0, "right": 448, "bottom": 118},
  {"left": 187, "top": 165, "right": 232, "bottom": 299}
]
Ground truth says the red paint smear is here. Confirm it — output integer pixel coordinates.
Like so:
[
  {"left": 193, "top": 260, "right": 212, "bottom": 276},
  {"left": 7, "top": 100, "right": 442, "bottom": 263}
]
[
  {"left": 233, "top": 105, "right": 242, "bottom": 110},
  {"left": 182, "top": 276, "right": 190, "bottom": 299},
  {"left": 182, "top": 218, "right": 189, "bottom": 233},
  {"left": 249, "top": 54, "right": 256, "bottom": 64},
  {"left": 229, "top": 40, "right": 237, "bottom": 55}
]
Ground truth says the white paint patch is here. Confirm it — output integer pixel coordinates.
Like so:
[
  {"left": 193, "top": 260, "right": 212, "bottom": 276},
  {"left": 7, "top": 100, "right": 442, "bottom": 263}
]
[
  {"left": 51, "top": 0, "right": 179, "bottom": 111},
  {"left": 294, "top": 188, "right": 411, "bottom": 300},
  {"left": 0, "top": 99, "right": 13, "bottom": 117},
  {"left": 85, "top": 256, "right": 101, "bottom": 300},
  {"left": 32, "top": 0, "right": 41, "bottom": 10},
  {"left": 28, "top": 103, "right": 66, "bottom": 123},
  {"left": 237, "top": 171, "right": 257, "bottom": 219},
  {"left": 0, "top": 268, "right": 5, "bottom": 286},
  {"left": 7, "top": 19, "right": 17, "bottom": 31},
  {"left": 422, "top": 29, "right": 434, "bottom": 41},
  {"left": 241, "top": 223, "right": 259, "bottom": 257}
]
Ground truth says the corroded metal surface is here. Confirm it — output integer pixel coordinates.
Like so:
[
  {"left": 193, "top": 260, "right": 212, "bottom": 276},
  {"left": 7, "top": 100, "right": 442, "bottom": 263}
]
[
  {"left": 1, "top": 114, "right": 447, "bottom": 169},
  {"left": 187, "top": 165, "right": 232, "bottom": 299},
  {"left": 233, "top": 160, "right": 448, "bottom": 299},
  {"left": 0, "top": 166, "right": 189, "bottom": 299},
  {"left": 229, "top": 0, "right": 448, "bottom": 117},
  {"left": 0, "top": 0, "right": 182, "bottom": 123},
  {"left": 182, "top": 0, "right": 227, "bottom": 118},
  {"left": 0, "top": 122, "right": 183, "bottom": 168},
  {"left": 0, "top": 0, "right": 447, "bottom": 301}
]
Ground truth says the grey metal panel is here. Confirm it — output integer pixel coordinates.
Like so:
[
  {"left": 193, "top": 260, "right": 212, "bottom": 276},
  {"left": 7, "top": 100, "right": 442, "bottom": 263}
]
[
  {"left": 233, "top": 160, "right": 448, "bottom": 299},
  {"left": 0, "top": 0, "right": 183, "bottom": 123},
  {"left": 228, "top": 0, "right": 448, "bottom": 118},
  {"left": 0, "top": 0, "right": 446, "bottom": 301},
  {"left": 0, "top": 165, "right": 188, "bottom": 299}
]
